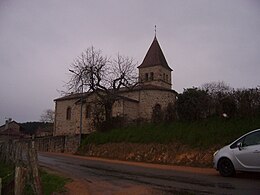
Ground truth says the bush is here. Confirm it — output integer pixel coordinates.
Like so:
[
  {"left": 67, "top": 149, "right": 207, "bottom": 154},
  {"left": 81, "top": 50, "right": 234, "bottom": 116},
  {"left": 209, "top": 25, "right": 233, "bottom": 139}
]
[
  {"left": 96, "top": 116, "right": 126, "bottom": 132},
  {"left": 176, "top": 88, "right": 211, "bottom": 120}
]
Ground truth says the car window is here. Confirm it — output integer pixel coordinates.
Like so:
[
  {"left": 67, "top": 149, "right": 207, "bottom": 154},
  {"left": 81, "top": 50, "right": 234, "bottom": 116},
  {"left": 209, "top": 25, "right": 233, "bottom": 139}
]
[{"left": 243, "top": 131, "right": 260, "bottom": 147}]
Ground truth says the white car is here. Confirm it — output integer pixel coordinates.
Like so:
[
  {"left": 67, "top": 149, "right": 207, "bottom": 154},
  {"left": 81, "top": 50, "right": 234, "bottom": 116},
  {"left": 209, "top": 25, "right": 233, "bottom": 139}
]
[{"left": 213, "top": 129, "right": 260, "bottom": 177}]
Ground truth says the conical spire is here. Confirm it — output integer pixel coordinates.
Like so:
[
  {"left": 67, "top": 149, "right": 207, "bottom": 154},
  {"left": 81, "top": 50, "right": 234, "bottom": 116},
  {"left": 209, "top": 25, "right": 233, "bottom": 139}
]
[{"left": 138, "top": 36, "right": 172, "bottom": 71}]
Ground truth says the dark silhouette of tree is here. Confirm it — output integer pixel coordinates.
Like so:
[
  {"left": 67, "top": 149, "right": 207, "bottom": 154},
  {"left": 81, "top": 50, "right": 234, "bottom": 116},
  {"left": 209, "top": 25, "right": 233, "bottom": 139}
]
[
  {"left": 233, "top": 88, "right": 260, "bottom": 118},
  {"left": 201, "top": 81, "right": 233, "bottom": 116},
  {"left": 176, "top": 88, "right": 211, "bottom": 120},
  {"left": 220, "top": 96, "right": 237, "bottom": 118},
  {"left": 164, "top": 103, "right": 177, "bottom": 122}
]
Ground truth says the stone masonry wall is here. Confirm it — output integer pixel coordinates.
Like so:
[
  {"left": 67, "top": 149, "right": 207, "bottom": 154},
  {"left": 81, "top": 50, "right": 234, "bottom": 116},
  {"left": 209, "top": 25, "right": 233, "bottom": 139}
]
[
  {"left": 119, "top": 89, "right": 176, "bottom": 121},
  {"left": 54, "top": 98, "right": 95, "bottom": 136},
  {"left": 35, "top": 135, "right": 79, "bottom": 153},
  {"left": 139, "top": 66, "right": 172, "bottom": 89},
  {"left": 138, "top": 89, "right": 176, "bottom": 120},
  {"left": 54, "top": 100, "right": 80, "bottom": 136},
  {"left": 122, "top": 100, "right": 139, "bottom": 121},
  {"left": 80, "top": 143, "right": 216, "bottom": 167},
  {"left": 55, "top": 88, "right": 176, "bottom": 135}
]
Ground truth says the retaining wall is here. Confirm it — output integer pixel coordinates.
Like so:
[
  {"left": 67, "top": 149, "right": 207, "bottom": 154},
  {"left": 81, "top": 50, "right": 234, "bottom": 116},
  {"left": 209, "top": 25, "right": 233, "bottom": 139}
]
[{"left": 35, "top": 135, "right": 79, "bottom": 153}]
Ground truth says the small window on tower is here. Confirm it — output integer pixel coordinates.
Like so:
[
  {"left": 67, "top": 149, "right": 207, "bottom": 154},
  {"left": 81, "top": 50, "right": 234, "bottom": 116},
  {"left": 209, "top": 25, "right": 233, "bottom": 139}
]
[
  {"left": 145, "top": 73, "right": 149, "bottom": 81},
  {"left": 150, "top": 72, "right": 154, "bottom": 80},
  {"left": 166, "top": 75, "right": 168, "bottom": 82},
  {"left": 163, "top": 73, "right": 165, "bottom": 81}
]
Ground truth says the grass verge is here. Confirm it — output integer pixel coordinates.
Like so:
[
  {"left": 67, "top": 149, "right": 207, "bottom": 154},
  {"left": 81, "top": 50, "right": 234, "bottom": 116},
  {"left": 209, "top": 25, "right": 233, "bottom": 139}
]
[
  {"left": 24, "top": 170, "right": 71, "bottom": 195},
  {"left": 0, "top": 163, "right": 70, "bottom": 195},
  {"left": 82, "top": 116, "right": 260, "bottom": 148},
  {"left": 0, "top": 162, "right": 14, "bottom": 187},
  {"left": 41, "top": 170, "right": 71, "bottom": 195}
]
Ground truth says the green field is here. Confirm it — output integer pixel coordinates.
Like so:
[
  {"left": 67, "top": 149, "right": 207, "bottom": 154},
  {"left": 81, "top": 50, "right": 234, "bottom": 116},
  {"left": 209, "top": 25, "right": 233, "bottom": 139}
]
[{"left": 82, "top": 116, "right": 260, "bottom": 148}]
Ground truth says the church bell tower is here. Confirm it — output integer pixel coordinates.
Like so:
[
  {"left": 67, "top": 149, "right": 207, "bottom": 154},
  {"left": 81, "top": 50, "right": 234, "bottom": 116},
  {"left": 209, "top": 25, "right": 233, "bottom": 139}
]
[{"left": 138, "top": 34, "right": 172, "bottom": 89}]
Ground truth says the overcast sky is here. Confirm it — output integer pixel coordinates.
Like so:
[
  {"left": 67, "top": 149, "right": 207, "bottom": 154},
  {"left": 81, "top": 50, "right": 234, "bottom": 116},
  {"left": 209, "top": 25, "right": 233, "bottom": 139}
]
[{"left": 0, "top": 0, "right": 259, "bottom": 124}]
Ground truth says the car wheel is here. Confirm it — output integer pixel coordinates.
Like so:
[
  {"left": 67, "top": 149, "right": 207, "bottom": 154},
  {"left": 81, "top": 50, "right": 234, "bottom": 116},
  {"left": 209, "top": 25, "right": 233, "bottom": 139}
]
[{"left": 218, "top": 158, "right": 235, "bottom": 177}]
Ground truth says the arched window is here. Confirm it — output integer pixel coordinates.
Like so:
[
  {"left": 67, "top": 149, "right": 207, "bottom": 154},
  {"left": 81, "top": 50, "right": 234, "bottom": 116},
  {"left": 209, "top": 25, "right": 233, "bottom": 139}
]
[
  {"left": 152, "top": 103, "right": 163, "bottom": 123},
  {"left": 145, "top": 73, "right": 149, "bottom": 81},
  {"left": 150, "top": 72, "right": 154, "bottom": 80},
  {"left": 66, "top": 107, "right": 71, "bottom": 120},
  {"left": 86, "top": 105, "right": 91, "bottom": 118}
]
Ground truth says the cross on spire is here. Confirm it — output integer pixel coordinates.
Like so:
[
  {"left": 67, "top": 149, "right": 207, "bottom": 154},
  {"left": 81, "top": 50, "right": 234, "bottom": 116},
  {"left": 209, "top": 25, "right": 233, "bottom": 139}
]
[{"left": 154, "top": 25, "right": 157, "bottom": 38}]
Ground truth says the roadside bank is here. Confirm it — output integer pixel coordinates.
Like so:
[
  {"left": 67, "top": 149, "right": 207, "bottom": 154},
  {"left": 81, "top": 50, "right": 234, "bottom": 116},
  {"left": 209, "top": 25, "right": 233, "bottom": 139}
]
[{"left": 78, "top": 143, "right": 219, "bottom": 167}]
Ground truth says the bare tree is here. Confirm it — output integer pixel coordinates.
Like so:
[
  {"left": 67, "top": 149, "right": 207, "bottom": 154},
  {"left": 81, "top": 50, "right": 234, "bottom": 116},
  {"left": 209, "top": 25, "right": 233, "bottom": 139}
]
[
  {"left": 40, "top": 109, "right": 54, "bottom": 123},
  {"left": 67, "top": 46, "right": 138, "bottom": 129},
  {"left": 201, "top": 81, "right": 232, "bottom": 96}
]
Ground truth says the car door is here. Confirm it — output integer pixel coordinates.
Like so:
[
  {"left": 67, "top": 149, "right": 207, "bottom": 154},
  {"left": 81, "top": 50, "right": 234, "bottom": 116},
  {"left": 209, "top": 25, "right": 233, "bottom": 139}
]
[{"left": 233, "top": 131, "right": 260, "bottom": 170}]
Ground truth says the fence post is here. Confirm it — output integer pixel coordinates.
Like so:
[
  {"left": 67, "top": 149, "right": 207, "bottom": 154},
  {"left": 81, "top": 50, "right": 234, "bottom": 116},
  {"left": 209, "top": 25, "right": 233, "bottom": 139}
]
[
  {"left": 0, "top": 177, "right": 2, "bottom": 195},
  {"left": 15, "top": 166, "right": 27, "bottom": 195},
  {"left": 27, "top": 139, "right": 43, "bottom": 195}
]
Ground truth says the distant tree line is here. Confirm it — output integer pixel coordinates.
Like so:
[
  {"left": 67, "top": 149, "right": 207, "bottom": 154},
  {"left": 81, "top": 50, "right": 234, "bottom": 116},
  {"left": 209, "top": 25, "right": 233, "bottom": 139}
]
[
  {"left": 152, "top": 81, "right": 260, "bottom": 122},
  {"left": 21, "top": 122, "right": 53, "bottom": 135}
]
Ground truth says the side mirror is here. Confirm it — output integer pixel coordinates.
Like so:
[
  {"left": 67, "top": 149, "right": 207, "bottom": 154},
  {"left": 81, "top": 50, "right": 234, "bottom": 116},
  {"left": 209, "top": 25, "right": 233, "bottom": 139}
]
[{"left": 237, "top": 142, "right": 243, "bottom": 151}]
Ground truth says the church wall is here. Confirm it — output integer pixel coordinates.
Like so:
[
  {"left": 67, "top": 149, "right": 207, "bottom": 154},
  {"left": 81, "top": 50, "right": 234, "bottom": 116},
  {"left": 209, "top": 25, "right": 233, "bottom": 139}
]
[
  {"left": 54, "top": 99, "right": 79, "bottom": 136},
  {"left": 83, "top": 94, "right": 101, "bottom": 133},
  {"left": 138, "top": 90, "right": 176, "bottom": 120},
  {"left": 112, "top": 99, "right": 139, "bottom": 122},
  {"left": 112, "top": 99, "right": 124, "bottom": 117},
  {"left": 119, "top": 89, "right": 176, "bottom": 121},
  {"left": 54, "top": 98, "right": 95, "bottom": 136},
  {"left": 122, "top": 100, "right": 139, "bottom": 121},
  {"left": 54, "top": 89, "right": 176, "bottom": 135},
  {"left": 118, "top": 90, "right": 140, "bottom": 103}
]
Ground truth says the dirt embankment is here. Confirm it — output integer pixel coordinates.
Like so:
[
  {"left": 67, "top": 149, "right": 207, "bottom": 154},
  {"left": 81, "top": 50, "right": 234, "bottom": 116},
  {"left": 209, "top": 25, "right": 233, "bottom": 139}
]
[{"left": 79, "top": 143, "right": 219, "bottom": 167}]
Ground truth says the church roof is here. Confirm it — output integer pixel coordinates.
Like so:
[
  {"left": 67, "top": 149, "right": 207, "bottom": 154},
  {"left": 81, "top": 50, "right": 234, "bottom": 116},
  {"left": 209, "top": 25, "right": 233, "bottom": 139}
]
[
  {"left": 54, "top": 84, "right": 177, "bottom": 102},
  {"left": 138, "top": 36, "right": 172, "bottom": 71}
]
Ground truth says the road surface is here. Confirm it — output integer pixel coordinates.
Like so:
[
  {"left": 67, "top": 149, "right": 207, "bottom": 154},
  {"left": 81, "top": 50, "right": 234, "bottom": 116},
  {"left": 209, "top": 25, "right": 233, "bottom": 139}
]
[{"left": 38, "top": 152, "right": 260, "bottom": 195}]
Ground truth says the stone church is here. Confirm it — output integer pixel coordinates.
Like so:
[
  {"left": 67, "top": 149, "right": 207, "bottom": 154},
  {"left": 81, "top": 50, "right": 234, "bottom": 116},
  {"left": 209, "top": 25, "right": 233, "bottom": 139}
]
[{"left": 53, "top": 36, "right": 177, "bottom": 136}]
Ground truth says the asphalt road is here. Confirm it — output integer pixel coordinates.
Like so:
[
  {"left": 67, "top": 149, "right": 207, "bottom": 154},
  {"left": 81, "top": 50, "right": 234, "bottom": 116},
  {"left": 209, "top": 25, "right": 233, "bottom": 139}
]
[{"left": 38, "top": 152, "right": 260, "bottom": 195}]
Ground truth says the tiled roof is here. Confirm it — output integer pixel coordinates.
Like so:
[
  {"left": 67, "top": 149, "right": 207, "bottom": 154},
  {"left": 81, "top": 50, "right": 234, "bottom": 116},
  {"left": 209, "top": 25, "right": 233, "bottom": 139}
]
[
  {"left": 54, "top": 92, "right": 90, "bottom": 101},
  {"left": 125, "top": 84, "right": 178, "bottom": 94},
  {"left": 55, "top": 84, "right": 178, "bottom": 102},
  {"left": 116, "top": 95, "right": 139, "bottom": 103},
  {"left": 138, "top": 36, "right": 172, "bottom": 71}
]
